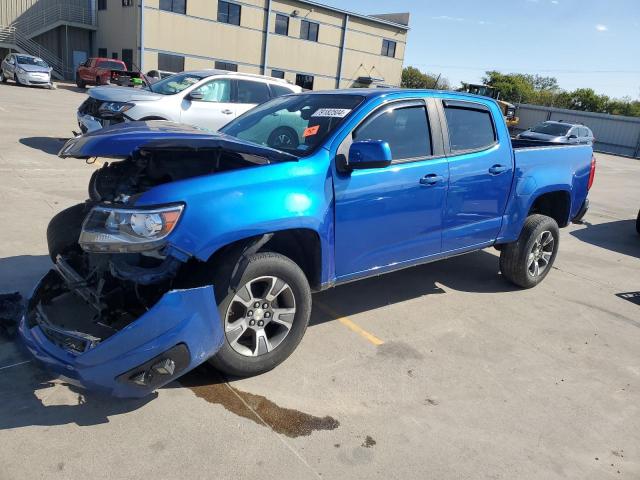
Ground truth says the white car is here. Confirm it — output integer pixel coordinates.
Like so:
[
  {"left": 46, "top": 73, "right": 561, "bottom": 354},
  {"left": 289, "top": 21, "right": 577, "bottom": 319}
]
[
  {"left": 76, "top": 70, "right": 301, "bottom": 133},
  {"left": 0, "top": 53, "right": 53, "bottom": 88}
]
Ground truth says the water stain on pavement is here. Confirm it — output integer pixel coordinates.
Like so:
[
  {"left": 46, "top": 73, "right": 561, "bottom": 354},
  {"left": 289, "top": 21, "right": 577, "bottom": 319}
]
[
  {"left": 180, "top": 367, "right": 339, "bottom": 438},
  {"left": 361, "top": 435, "right": 376, "bottom": 448}
]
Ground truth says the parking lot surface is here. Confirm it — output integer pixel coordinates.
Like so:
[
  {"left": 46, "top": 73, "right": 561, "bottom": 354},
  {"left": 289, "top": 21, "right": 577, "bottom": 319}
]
[{"left": 0, "top": 83, "right": 639, "bottom": 480}]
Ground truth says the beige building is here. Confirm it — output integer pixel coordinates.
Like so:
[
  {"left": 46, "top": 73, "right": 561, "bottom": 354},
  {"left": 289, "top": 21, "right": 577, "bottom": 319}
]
[
  {"left": 1, "top": 0, "right": 409, "bottom": 88},
  {"left": 98, "top": 0, "right": 410, "bottom": 90}
]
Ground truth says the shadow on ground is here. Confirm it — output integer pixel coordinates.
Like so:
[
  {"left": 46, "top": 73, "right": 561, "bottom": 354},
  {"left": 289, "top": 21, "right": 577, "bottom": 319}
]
[
  {"left": 570, "top": 219, "right": 640, "bottom": 259},
  {"left": 0, "top": 248, "right": 514, "bottom": 428},
  {"left": 19, "top": 137, "right": 70, "bottom": 156},
  {"left": 54, "top": 83, "right": 87, "bottom": 93}
]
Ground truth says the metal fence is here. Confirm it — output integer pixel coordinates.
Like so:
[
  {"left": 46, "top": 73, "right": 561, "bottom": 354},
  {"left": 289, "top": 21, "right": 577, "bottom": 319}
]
[{"left": 514, "top": 103, "right": 640, "bottom": 158}]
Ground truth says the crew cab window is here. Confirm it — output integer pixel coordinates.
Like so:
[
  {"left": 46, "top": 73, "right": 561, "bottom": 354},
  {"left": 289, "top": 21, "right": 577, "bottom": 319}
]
[
  {"left": 354, "top": 105, "right": 432, "bottom": 160},
  {"left": 444, "top": 103, "right": 496, "bottom": 152},
  {"left": 97, "top": 60, "right": 126, "bottom": 70},
  {"left": 193, "top": 79, "right": 231, "bottom": 102},
  {"left": 236, "top": 80, "right": 270, "bottom": 104}
]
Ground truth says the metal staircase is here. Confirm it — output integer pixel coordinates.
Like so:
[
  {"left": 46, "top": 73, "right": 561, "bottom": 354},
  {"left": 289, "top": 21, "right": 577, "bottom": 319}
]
[{"left": 0, "top": 3, "right": 96, "bottom": 80}]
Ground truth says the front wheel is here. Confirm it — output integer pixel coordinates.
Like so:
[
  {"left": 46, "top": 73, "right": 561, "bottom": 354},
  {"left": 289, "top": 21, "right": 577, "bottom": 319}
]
[
  {"left": 209, "top": 252, "right": 311, "bottom": 377},
  {"left": 499, "top": 214, "right": 559, "bottom": 289},
  {"left": 14, "top": 73, "right": 22, "bottom": 86},
  {"left": 636, "top": 210, "right": 640, "bottom": 235}
]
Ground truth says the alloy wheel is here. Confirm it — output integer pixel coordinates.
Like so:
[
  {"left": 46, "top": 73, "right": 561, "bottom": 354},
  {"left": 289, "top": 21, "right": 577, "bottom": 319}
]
[
  {"left": 224, "top": 275, "right": 296, "bottom": 357},
  {"left": 527, "top": 230, "right": 554, "bottom": 277}
]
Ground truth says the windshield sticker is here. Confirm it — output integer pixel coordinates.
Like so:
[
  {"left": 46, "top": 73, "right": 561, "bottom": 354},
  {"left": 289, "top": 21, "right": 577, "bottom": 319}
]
[
  {"left": 311, "top": 108, "right": 352, "bottom": 118},
  {"left": 303, "top": 125, "right": 320, "bottom": 137}
]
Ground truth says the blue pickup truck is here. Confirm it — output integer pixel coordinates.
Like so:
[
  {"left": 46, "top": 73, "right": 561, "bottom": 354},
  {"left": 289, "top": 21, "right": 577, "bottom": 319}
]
[{"left": 21, "top": 89, "right": 596, "bottom": 397}]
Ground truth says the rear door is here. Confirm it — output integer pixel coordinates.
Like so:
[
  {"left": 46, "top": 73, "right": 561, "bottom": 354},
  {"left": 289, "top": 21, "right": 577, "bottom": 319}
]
[
  {"left": 439, "top": 99, "right": 514, "bottom": 252},
  {"left": 235, "top": 79, "right": 271, "bottom": 116},
  {"left": 180, "top": 78, "right": 235, "bottom": 131},
  {"left": 333, "top": 99, "right": 449, "bottom": 280}
]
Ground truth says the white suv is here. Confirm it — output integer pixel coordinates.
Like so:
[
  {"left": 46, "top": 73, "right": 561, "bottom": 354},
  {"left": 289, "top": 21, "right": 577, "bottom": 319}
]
[{"left": 77, "top": 70, "right": 301, "bottom": 133}]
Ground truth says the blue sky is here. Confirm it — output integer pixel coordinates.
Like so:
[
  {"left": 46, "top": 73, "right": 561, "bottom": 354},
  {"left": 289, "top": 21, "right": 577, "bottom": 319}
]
[{"left": 320, "top": 0, "right": 640, "bottom": 99}]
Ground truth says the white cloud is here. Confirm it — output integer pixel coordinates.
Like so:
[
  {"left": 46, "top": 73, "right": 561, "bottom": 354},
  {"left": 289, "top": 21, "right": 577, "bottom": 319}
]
[
  {"left": 595, "top": 24, "right": 608, "bottom": 32},
  {"left": 432, "top": 15, "right": 466, "bottom": 22},
  {"left": 551, "top": 0, "right": 559, "bottom": 4}
]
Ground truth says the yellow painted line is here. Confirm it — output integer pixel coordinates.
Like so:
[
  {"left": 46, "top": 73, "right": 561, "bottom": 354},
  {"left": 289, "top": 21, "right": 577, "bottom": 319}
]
[{"left": 315, "top": 302, "right": 384, "bottom": 346}]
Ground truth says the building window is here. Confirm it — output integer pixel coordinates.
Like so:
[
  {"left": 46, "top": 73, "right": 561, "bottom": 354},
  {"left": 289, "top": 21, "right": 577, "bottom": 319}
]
[
  {"left": 111, "top": 52, "right": 118, "bottom": 59},
  {"left": 98, "top": 0, "right": 107, "bottom": 10},
  {"left": 98, "top": 47, "right": 107, "bottom": 57},
  {"left": 271, "top": 69, "right": 285, "bottom": 79},
  {"left": 158, "top": 52, "right": 185, "bottom": 72},
  {"left": 122, "top": 49, "right": 133, "bottom": 69},
  {"left": 218, "top": 1, "right": 241, "bottom": 25},
  {"left": 274, "top": 14, "right": 289, "bottom": 35},
  {"left": 295, "top": 73, "right": 314, "bottom": 90},
  {"left": 381, "top": 39, "right": 396, "bottom": 58},
  {"left": 122, "top": 0, "right": 134, "bottom": 6},
  {"left": 159, "top": 0, "right": 186, "bottom": 15},
  {"left": 214, "top": 61, "right": 238, "bottom": 72},
  {"left": 300, "top": 20, "right": 319, "bottom": 42}
]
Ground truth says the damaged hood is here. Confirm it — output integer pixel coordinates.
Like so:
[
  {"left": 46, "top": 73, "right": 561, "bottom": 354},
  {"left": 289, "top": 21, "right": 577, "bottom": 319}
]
[
  {"left": 90, "top": 85, "right": 163, "bottom": 102},
  {"left": 59, "top": 121, "right": 299, "bottom": 162}
]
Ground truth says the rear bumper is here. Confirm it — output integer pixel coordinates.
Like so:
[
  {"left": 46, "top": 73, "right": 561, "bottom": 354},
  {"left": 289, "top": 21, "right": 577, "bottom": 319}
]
[
  {"left": 572, "top": 198, "right": 589, "bottom": 223},
  {"left": 19, "top": 270, "right": 224, "bottom": 398}
]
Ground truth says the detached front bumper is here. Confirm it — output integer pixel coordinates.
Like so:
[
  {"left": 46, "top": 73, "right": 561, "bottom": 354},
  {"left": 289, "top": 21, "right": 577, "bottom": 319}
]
[{"left": 19, "top": 269, "right": 224, "bottom": 398}]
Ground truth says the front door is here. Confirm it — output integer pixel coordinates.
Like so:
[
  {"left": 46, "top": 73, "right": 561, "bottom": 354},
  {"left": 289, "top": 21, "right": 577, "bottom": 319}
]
[
  {"left": 440, "top": 99, "right": 513, "bottom": 252},
  {"left": 180, "top": 78, "right": 236, "bottom": 131},
  {"left": 334, "top": 100, "right": 449, "bottom": 280}
]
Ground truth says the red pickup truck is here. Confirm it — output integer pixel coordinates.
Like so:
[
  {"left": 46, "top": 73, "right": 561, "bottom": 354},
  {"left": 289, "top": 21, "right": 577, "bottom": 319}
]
[{"left": 75, "top": 57, "right": 128, "bottom": 88}]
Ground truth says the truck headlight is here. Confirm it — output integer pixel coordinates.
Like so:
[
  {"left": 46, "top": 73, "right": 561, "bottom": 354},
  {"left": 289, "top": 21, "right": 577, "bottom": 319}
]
[
  {"left": 79, "top": 204, "right": 184, "bottom": 253},
  {"left": 98, "top": 101, "right": 134, "bottom": 117}
]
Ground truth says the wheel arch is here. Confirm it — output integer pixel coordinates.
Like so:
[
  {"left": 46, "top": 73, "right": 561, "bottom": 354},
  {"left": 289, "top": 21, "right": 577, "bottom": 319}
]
[{"left": 527, "top": 189, "right": 572, "bottom": 227}]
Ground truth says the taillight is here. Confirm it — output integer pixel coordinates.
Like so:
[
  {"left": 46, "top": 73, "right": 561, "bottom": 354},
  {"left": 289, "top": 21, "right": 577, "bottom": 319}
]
[{"left": 587, "top": 154, "right": 596, "bottom": 190}]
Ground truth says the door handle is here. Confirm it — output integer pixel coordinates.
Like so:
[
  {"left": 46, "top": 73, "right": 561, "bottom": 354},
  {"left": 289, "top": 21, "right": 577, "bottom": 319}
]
[
  {"left": 489, "top": 164, "right": 508, "bottom": 175},
  {"left": 419, "top": 174, "right": 443, "bottom": 186},
  {"left": 221, "top": 109, "right": 234, "bottom": 115}
]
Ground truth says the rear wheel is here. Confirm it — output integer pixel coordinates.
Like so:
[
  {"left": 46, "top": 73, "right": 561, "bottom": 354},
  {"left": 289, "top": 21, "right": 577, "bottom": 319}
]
[
  {"left": 0, "top": 70, "right": 6, "bottom": 83},
  {"left": 636, "top": 210, "right": 640, "bottom": 235},
  {"left": 208, "top": 252, "right": 311, "bottom": 377},
  {"left": 500, "top": 214, "right": 559, "bottom": 289}
]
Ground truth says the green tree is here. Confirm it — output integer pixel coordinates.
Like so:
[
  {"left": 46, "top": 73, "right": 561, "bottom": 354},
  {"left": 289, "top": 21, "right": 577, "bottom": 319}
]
[{"left": 401, "top": 66, "right": 450, "bottom": 90}]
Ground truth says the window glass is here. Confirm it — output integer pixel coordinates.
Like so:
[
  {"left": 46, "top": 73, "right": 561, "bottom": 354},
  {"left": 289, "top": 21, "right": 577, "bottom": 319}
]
[
  {"left": 193, "top": 79, "right": 231, "bottom": 102},
  {"left": 354, "top": 106, "right": 432, "bottom": 160},
  {"left": 159, "top": 0, "right": 186, "bottom": 14},
  {"left": 270, "top": 84, "right": 294, "bottom": 97},
  {"left": 381, "top": 39, "right": 396, "bottom": 57},
  {"left": 214, "top": 61, "right": 238, "bottom": 72},
  {"left": 218, "top": 1, "right": 241, "bottom": 25},
  {"left": 98, "top": 48, "right": 107, "bottom": 57},
  {"left": 444, "top": 105, "right": 496, "bottom": 151},
  {"left": 98, "top": 0, "right": 106, "bottom": 10},
  {"left": 530, "top": 122, "right": 571, "bottom": 136},
  {"left": 98, "top": 60, "right": 125, "bottom": 70},
  {"left": 149, "top": 71, "right": 203, "bottom": 95},
  {"left": 122, "top": 49, "right": 133, "bottom": 70},
  {"left": 295, "top": 74, "right": 314, "bottom": 90},
  {"left": 157, "top": 53, "right": 184, "bottom": 73},
  {"left": 275, "top": 14, "right": 289, "bottom": 35},
  {"left": 16, "top": 55, "right": 48, "bottom": 67},
  {"left": 236, "top": 80, "right": 270, "bottom": 104},
  {"left": 271, "top": 70, "right": 285, "bottom": 79},
  {"left": 300, "top": 20, "right": 319, "bottom": 41},
  {"left": 221, "top": 94, "right": 364, "bottom": 156}
]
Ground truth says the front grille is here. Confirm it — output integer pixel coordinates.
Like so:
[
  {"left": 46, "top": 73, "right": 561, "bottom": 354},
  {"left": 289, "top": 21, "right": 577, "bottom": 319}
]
[{"left": 79, "top": 97, "right": 103, "bottom": 117}]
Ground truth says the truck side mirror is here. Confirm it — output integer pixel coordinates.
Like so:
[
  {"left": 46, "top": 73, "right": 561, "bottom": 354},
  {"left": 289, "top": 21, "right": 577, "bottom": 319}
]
[{"left": 347, "top": 140, "right": 392, "bottom": 170}]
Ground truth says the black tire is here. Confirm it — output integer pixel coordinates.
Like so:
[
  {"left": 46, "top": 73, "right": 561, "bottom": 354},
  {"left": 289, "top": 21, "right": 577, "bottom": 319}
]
[
  {"left": 76, "top": 74, "right": 85, "bottom": 89},
  {"left": 208, "top": 251, "right": 311, "bottom": 377},
  {"left": 499, "top": 214, "right": 560, "bottom": 289},
  {"left": 636, "top": 210, "right": 640, "bottom": 235},
  {"left": 0, "top": 70, "right": 6, "bottom": 83},
  {"left": 14, "top": 73, "right": 22, "bottom": 86},
  {"left": 267, "top": 126, "right": 300, "bottom": 150},
  {"left": 46, "top": 203, "right": 92, "bottom": 262},
  {"left": 96, "top": 76, "right": 101, "bottom": 86}
]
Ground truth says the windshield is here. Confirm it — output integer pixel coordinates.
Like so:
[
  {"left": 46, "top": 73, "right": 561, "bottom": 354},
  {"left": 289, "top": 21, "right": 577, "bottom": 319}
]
[
  {"left": 98, "top": 60, "right": 126, "bottom": 71},
  {"left": 530, "top": 123, "right": 571, "bottom": 136},
  {"left": 149, "top": 72, "right": 205, "bottom": 95},
  {"left": 16, "top": 56, "right": 48, "bottom": 68},
  {"left": 220, "top": 94, "right": 365, "bottom": 156}
]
